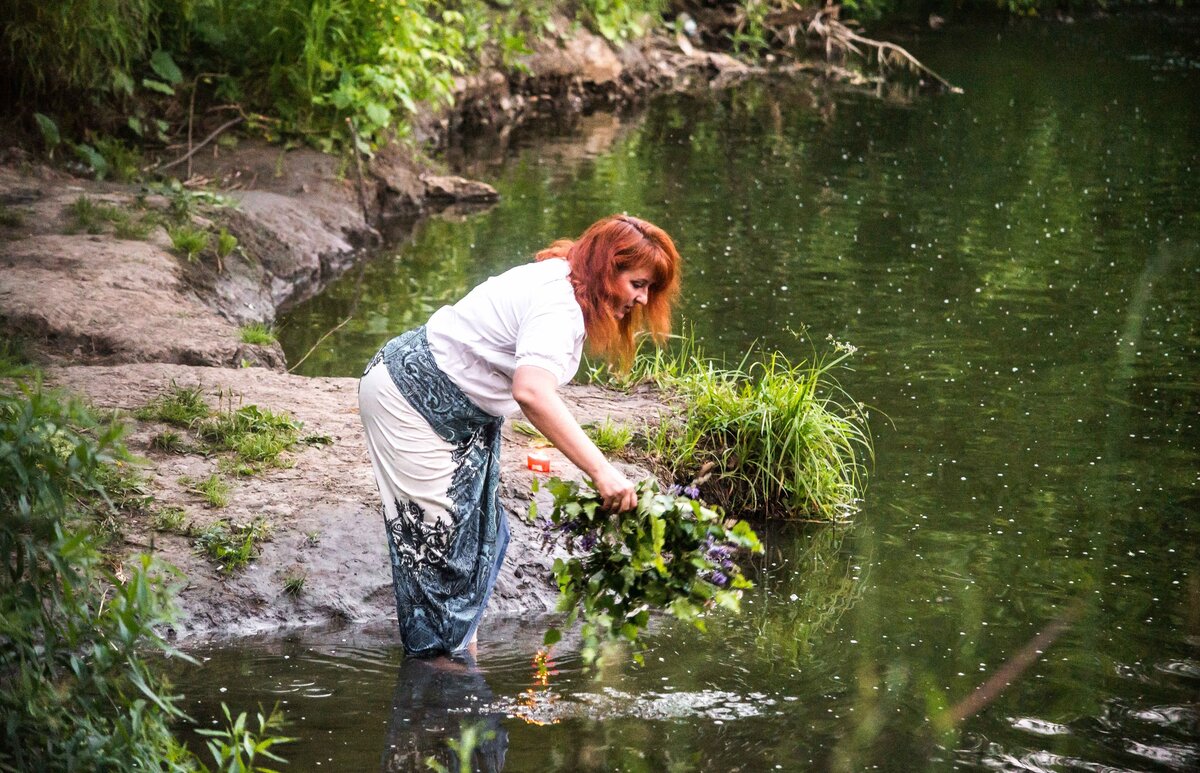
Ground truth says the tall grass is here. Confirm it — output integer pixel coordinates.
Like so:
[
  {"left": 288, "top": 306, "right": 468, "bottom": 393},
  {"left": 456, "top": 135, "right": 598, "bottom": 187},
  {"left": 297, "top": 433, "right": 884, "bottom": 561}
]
[{"left": 612, "top": 332, "right": 871, "bottom": 521}]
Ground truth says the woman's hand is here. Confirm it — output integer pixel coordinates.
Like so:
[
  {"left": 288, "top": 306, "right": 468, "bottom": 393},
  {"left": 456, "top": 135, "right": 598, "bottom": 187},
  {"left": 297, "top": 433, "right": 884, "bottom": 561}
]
[{"left": 592, "top": 464, "right": 637, "bottom": 513}]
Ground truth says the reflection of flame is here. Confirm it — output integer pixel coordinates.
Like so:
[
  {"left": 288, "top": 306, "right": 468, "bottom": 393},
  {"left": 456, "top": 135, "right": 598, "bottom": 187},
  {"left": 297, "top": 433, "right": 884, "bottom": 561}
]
[
  {"left": 516, "top": 648, "right": 561, "bottom": 725},
  {"left": 532, "top": 647, "right": 557, "bottom": 687}
]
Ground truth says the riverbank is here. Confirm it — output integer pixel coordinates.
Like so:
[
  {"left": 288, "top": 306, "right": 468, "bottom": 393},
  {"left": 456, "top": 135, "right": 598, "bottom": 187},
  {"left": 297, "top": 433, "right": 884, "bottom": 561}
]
[{"left": 0, "top": 25, "right": 767, "bottom": 640}]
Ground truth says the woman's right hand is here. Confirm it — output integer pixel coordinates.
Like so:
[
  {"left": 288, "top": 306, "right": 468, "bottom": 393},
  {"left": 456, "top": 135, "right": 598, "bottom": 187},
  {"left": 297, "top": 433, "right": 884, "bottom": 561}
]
[{"left": 593, "top": 464, "right": 637, "bottom": 513}]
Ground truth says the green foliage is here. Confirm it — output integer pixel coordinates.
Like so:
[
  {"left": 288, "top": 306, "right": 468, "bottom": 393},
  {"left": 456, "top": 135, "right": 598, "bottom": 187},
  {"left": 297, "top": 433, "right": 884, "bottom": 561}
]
[
  {"left": 168, "top": 223, "right": 210, "bottom": 261},
  {"left": 194, "top": 517, "right": 273, "bottom": 572},
  {"left": 181, "top": 473, "right": 232, "bottom": 508},
  {"left": 580, "top": 0, "right": 664, "bottom": 44},
  {"left": 0, "top": 336, "right": 35, "bottom": 380},
  {"left": 196, "top": 703, "right": 294, "bottom": 773},
  {"left": 151, "top": 505, "right": 189, "bottom": 533},
  {"left": 425, "top": 721, "right": 496, "bottom": 773},
  {"left": 0, "top": 382, "right": 188, "bottom": 770},
  {"left": 0, "top": 205, "right": 24, "bottom": 228},
  {"left": 239, "top": 323, "right": 277, "bottom": 346},
  {"left": 0, "top": 382, "right": 292, "bottom": 771},
  {"left": 583, "top": 417, "right": 634, "bottom": 454},
  {"left": 282, "top": 571, "right": 306, "bottom": 596},
  {"left": 217, "top": 227, "right": 238, "bottom": 258},
  {"left": 151, "top": 428, "right": 189, "bottom": 453},
  {"left": 194, "top": 403, "right": 301, "bottom": 472},
  {"left": 611, "top": 333, "right": 871, "bottom": 520},
  {"left": 534, "top": 477, "right": 762, "bottom": 665},
  {"left": 136, "top": 382, "right": 211, "bottom": 427}
]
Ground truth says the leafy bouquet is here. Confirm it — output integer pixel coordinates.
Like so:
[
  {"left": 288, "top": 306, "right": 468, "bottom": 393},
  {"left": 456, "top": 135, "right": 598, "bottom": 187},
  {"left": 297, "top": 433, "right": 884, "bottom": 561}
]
[{"left": 532, "top": 477, "right": 763, "bottom": 665}]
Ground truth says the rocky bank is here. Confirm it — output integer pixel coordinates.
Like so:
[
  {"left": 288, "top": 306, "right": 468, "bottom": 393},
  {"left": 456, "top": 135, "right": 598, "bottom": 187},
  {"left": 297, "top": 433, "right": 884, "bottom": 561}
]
[{"left": 0, "top": 26, "right": 758, "bottom": 641}]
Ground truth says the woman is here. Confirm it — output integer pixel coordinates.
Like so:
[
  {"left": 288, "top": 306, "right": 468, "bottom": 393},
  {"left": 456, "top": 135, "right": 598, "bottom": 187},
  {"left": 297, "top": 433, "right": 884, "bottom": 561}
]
[{"left": 359, "top": 214, "right": 681, "bottom": 657}]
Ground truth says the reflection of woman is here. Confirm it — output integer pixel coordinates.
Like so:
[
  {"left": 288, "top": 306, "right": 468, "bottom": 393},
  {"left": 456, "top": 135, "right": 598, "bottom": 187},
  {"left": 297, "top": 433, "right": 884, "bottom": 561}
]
[
  {"left": 359, "top": 215, "right": 682, "bottom": 656},
  {"left": 381, "top": 654, "right": 506, "bottom": 773}
]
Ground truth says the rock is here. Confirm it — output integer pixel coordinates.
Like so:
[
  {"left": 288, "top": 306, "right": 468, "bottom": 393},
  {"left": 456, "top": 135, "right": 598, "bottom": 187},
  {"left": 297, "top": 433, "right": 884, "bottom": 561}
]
[{"left": 419, "top": 173, "right": 499, "bottom": 204}]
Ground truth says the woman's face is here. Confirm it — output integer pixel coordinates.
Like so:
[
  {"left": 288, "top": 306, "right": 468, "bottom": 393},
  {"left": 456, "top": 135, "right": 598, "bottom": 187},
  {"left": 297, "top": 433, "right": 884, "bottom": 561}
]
[{"left": 613, "top": 267, "right": 655, "bottom": 320}]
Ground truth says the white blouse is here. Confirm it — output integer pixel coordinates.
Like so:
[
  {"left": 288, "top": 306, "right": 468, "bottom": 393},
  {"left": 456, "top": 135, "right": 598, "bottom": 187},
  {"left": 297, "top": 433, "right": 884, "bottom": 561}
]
[{"left": 425, "top": 259, "right": 586, "bottom": 417}]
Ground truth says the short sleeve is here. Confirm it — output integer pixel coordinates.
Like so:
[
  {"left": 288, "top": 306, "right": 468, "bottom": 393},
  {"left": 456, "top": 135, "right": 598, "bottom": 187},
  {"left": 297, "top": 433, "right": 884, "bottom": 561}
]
[{"left": 514, "top": 293, "right": 585, "bottom": 384}]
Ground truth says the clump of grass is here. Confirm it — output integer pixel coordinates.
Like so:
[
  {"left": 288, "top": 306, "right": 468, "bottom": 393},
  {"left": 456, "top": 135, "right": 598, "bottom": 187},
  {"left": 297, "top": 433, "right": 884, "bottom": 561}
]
[
  {"left": 194, "top": 517, "right": 272, "bottom": 573},
  {"left": 180, "top": 473, "right": 231, "bottom": 508},
  {"left": 304, "top": 530, "right": 321, "bottom": 547},
  {"left": 215, "top": 227, "right": 238, "bottom": 271},
  {"left": 110, "top": 209, "right": 158, "bottom": 240},
  {"left": 626, "top": 332, "right": 872, "bottom": 521},
  {"left": 194, "top": 404, "right": 301, "bottom": 472},
  {"left": 0, "top": 336, "right": 35, "bottom": 379},
  {"left": 167, "top": 223, "right": 209, "bottom": 261},
  {"left": 65, "top": 195, "right": 115, "bottom": 234},
  {"left": 150, "top": 505, "right": 189, "bottom": 534},
  {"left": 149, "top": 429, "right": 188, "bottom": 453},
  {"left": 281, "top": 572, "right": 306, "bottom": 596},
  {"left": 93, "top": 458, "right": 152, "bottom": 514},
  {"left": 0, "top": 204, "right": 25, "bottom": 227},
  {"left": 583, "top": 418, "right": 634, "bottom": 454},
  {"left": 239, "top": 323, "right": 276, "bottom": 346},
  {"left": 135, "top": 382, "right": 210, "bottom": 427}
]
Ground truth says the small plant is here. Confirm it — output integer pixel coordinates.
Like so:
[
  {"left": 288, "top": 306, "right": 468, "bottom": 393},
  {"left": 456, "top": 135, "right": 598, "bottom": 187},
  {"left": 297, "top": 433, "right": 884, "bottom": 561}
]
[
  {"left": 195, "top": 403, "right": 301, "bottom": 472},
  {"left": 239, "top": 323, "right": 277, "bottom": 346},
  {"left": 196, "top": 703, "right": 294, "bottom": 771},
  {"left": 282, "top": 572, "right": 306, "bottom": 596},
  {"left": 167, "top": 223, "right": 210, "bottom": 261},
  {"left": 304, "top": 530, "right": 321, "bottom": 547},
  {"left": 583, "top": 417, "right": 633, "bottom": 454},
  {"left": 0, "top": 204, "right": 24, "bottom": 227},
  {"left": 534, "top": 477, "right": 762, "bottom": 666},
  {"left": 0, "top": 336, "right": 34, "bottom": 379},
  {"left": 151, "top": 505, "right": 188, "bottom": 534},
  {"left": 149, "top": 428, "right": 187, "bottom": 453},
  {"left": 194, "top": 517, "right": 272, "bottom": 572},
  {"left": 216, "top": 227, "right": 238, "bottom": 272},
  {"left": 425, "top": 721, "right": 497, "bottom": 773},
  {"left": 110, "top": 209, "right": 157, "bottom": 240},
  {"left": 136, "top": 382, "right": 210, "bottom": 426},
  {"left": 181, "top": 473, "right": 231, "bottom": 508},
  {"left": 66, "top": 194, "right": 106, "bottom": 234}
]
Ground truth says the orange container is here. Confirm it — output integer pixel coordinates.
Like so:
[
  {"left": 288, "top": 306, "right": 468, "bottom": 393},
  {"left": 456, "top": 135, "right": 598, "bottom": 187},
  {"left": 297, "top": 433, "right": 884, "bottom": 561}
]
[{"left": 527, "top": 450, "right": 551, "bottom": 473}]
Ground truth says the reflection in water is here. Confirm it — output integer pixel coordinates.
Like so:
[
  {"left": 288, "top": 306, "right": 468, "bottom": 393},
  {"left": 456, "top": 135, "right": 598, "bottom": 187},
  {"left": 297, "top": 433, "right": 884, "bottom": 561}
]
[{"left": 383, "top": 655, "right": 507, "bottom": 773}]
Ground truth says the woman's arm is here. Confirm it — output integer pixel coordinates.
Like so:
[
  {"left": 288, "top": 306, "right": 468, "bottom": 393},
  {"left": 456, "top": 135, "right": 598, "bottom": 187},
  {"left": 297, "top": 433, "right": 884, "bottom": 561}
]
[{"left": 512, "top": 365, "right": 637, "bottom": 512}]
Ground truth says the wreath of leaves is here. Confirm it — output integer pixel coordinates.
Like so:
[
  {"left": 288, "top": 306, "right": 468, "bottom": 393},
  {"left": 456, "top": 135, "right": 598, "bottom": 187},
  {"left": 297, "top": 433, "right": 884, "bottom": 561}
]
[{"left": 532, "top": 477, "right": 763, "bottom": 665}]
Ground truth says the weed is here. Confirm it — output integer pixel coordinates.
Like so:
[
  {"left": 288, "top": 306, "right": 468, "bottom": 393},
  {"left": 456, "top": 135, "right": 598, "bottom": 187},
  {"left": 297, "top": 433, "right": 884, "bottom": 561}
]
[
  {"left": 93, "top": 457, "right": 153, "bottom": 516},
  {"left": 167, "top": 223, "right": 209, "bottom": 261},
  {"left": 196, "top": 703, "right": 293, "bottom": 769},
  {"left": 0, "top": 336, "right": 35, "bottom": 379},
  {"left": 66, "top": 195, "right": 106, "bottom": 234},
  {"left": 194, "top": 517, "right": 273, "bottom": 573},
  {"left": 150, "top": 505, "right": 188, "bottom": 534},
  {"left": 583, "top": 417, "right": 633, "bottom": 454},
  {"left": 110, "top": 209, "right": 157, "bottom": 240},
  {"left": 0, "top": 204, "right": 24, "bottom": 227},
  {"left": 304, "top": 530, "right": 321, "bottom": 547},
  {"left": 239, "top": 323, "right": 277, "bottom": 346},
  {"left": 149, "top": 428, "right": 187, "bottom": 453},
  {"left": 135, "top": 383, "right": 209, "bottom": 427},
  {"left": 621, "top": 331, "right": 871, "bottom": 520},
  {"left": 180, "top": 473, "right": 231, "bottom": 509},
  {"left": 194, "top": 403, "right": 301, "bottom": 472},
  {"left": 215, "top": 227, "right": 238, "bottom": 271},
  {"left": 281, "top": 572, "right": 306, "bottom": 596}
]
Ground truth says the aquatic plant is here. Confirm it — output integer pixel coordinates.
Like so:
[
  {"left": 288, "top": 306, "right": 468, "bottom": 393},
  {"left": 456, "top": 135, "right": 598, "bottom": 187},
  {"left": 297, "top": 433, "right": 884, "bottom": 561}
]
[
  {"left": 598, "top": 332, "right": 871, "bottom": 520},
  {"left": 196, "top": 702, "right": 294, "bottom": 772},
  {"left": 534, "top": 476, "right": 762, "bottom": 666}
]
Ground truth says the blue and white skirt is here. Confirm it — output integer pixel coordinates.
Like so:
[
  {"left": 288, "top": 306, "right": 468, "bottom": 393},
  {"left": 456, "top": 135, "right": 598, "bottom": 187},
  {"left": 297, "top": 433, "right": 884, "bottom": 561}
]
[{"left": 359, "top": 327, "right": 509, "bottom": 656}]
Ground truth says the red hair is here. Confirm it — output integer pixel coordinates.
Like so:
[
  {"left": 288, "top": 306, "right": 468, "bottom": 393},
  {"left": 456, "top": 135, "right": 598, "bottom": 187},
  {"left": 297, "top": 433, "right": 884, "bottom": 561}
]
[{"left": 536, "top": 214, "right": 681, "bottom": 369}]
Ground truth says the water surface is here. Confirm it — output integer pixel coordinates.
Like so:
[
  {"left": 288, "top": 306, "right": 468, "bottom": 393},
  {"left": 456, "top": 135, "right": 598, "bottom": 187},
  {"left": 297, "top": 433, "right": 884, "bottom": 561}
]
[{"left": 180, "top": 13, "right": 1199, "bottom": 771}]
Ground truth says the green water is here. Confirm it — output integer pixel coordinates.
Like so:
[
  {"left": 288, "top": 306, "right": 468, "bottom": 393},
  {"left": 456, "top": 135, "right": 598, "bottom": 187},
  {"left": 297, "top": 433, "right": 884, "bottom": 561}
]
[{"left": 181, "top": 13, "right": 1198, "bottom": 771}]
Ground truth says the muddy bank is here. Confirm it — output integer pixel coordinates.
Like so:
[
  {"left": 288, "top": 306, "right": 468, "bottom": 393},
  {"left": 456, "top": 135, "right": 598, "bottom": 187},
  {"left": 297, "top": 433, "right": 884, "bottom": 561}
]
[{"left": 0, "top": 27, "right": 754, "bottom": 641}]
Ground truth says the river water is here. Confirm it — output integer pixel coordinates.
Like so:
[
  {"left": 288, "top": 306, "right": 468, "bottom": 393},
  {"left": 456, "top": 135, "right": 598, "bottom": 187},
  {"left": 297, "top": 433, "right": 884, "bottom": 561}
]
[{"left": 175, "top": 13, "right": 1198, "bottom": 772}]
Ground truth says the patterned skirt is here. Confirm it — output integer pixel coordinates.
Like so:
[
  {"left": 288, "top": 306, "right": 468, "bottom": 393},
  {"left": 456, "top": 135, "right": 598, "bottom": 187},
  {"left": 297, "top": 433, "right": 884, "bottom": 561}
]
[{"left": 359, "top": 327, "right": 509, "bottom": 656}]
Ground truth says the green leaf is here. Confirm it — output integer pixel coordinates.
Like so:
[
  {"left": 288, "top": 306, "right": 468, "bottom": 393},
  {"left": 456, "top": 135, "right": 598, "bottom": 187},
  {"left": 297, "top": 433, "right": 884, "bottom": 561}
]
[
  {"left": 73, "top": 143, "right": 109, "bottom": 179},
  {"left": 543, "top": 627, "right": 561, "bottom": 647},
  {"left": 142, "top": 78, "right": 175, "bottom": 96},
  {"left": 364, "top": 102, "right": 390, "bottom": 127},
  {"left": 33, "top": 113, "right": 60, "bottom": 148},
  {"left": 149, "top": 50, "right": 184, "bottom": 85}
]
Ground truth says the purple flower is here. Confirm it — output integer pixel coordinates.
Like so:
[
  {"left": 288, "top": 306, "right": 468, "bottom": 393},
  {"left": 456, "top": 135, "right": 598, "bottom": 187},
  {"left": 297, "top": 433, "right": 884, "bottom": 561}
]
[
  {"left": 683, "top": 486, "right": 700, "bottom": 500},
  {"left": 706, "top": 570, "right": 729, "bottom": 587},
  {"left": 579, "top": 531, "right": 599, "bottom": 551}
]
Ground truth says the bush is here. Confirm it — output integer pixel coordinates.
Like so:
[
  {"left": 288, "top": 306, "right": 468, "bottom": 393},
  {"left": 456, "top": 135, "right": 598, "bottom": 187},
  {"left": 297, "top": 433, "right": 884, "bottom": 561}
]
[
  {"left": 0, "top": 382, "right": 191, "bottom": 770},
  {"left": 0, "top": 381, "right": 293, "bottom": 771}
]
